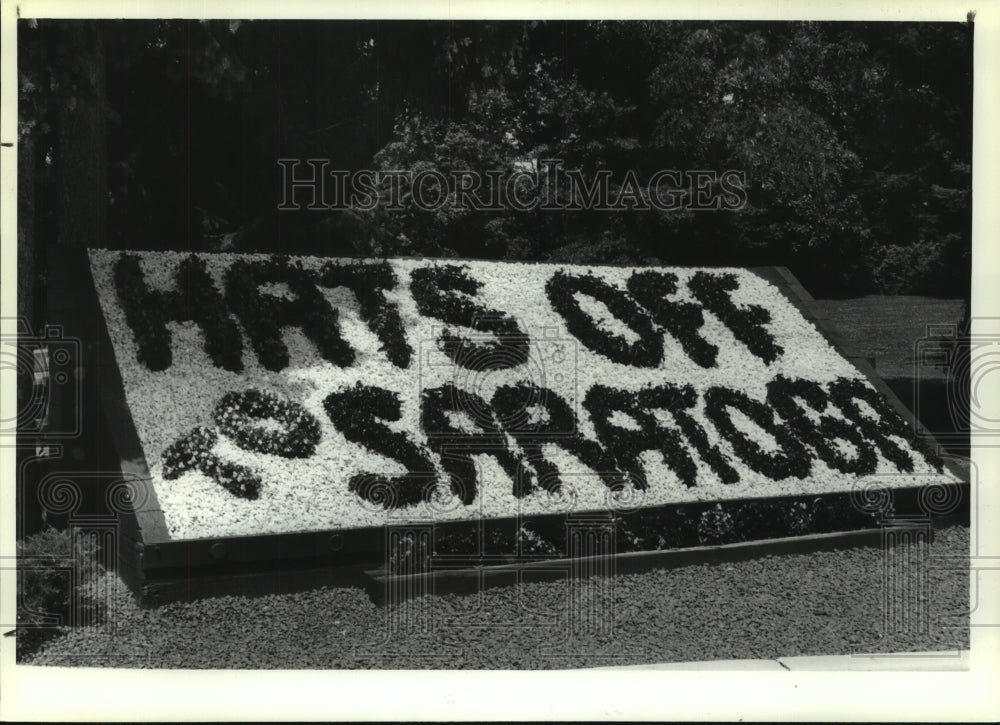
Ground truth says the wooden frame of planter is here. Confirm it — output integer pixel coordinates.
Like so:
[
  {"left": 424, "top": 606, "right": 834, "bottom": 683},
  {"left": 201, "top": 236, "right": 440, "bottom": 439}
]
[{"left": 65, "top": 247, "right": 968, "bottom": 607}]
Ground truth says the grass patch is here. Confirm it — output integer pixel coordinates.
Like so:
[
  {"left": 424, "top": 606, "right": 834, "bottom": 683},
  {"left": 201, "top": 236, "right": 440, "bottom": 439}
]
[{"left": 814, "top": 296, "right": 964, "bottom": 380}]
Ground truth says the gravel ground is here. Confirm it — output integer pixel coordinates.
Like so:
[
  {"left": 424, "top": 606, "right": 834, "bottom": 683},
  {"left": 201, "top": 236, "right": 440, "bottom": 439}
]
[{"left": 23, "top": 525, "right": 969, "bottom": 669}]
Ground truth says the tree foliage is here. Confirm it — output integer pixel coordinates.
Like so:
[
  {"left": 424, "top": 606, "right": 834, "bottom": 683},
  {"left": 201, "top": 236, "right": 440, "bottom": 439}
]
[{"left": 19, "top": 19, "right": 972, "bottom": 297}]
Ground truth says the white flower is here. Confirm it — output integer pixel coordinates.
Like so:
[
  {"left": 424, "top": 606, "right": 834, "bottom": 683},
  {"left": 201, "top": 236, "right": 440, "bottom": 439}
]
[{"left": 88, "top": 249, "right": 957, "bottom": 540}]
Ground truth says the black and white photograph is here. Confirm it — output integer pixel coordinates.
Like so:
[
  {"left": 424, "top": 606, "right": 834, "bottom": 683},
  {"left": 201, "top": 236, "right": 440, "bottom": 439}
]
[{"left": 1, "top": 0, "right": 998, "bottom": 721}]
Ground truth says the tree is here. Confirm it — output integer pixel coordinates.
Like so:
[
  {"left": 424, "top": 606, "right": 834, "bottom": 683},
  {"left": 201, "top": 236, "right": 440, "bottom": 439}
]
[{"left": 20, "top": 19, "right": 971, "bottom": 297}]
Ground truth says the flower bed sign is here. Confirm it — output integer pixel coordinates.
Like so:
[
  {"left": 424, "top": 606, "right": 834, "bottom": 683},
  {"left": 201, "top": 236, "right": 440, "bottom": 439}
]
[{"left": 86, "top": 249, "right": 956, "bottom": 548}]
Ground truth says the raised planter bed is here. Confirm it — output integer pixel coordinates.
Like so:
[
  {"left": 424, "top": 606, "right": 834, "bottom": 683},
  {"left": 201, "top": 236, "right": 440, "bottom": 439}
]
[{"left": 67, "top": 247, "right": 965, "bottom": 606}]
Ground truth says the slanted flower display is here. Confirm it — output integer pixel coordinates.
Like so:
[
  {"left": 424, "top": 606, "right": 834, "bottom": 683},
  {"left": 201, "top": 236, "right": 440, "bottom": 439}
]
[{"left": 88, "top": 249, "right": 956, "bottom": 541}]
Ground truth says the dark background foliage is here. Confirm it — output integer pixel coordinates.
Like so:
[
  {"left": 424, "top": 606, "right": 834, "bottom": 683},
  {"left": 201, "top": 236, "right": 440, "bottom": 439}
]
[{"left": 18, "top": 19, "right": 972, "bottom": 302}]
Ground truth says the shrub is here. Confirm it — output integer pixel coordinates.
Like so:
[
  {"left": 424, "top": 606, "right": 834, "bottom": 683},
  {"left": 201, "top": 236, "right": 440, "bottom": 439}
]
[
  {"left": 15, "top": 526, "right": 106, "bottom": 661},
  {"left": 869, "top": 241, "right": 955, "bottom": 296}
]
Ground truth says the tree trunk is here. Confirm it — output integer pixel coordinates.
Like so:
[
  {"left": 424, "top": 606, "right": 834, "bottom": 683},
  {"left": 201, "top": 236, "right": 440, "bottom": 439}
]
[
  {"left": 48, "top": 20, "right": 108, "bottom": 478},
  {"left": 55, "top": 20, "right": 106, "bottom": 250},
  {"left": 17, "top": 130, "right": 35, "bottom": 325}
]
